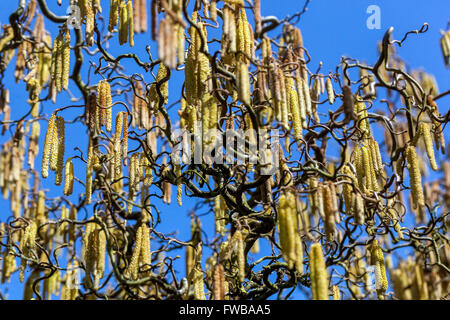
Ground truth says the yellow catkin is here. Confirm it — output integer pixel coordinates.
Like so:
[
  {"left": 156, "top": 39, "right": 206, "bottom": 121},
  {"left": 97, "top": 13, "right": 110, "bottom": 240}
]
[
  {"left": 62, "top": 29, "right": 70, "bottom": 90},
  {"left": 126, "top": 224, "right": 143, "bottom": 280},
  {"left": 236, "top": 61, "right": 251, "bottom": 106},
  {"left": 64, "top": 158, "right": 74, "bottom": 195},
  {"left": 406, "top": 145, "right": 425, "bottom": 209},
  {"left": 127, "top": 0, "right": 134, "bottom": 47},
  {"left": 342, "top": 164, "right": 355, "bottom": 214},
  {"left": 122, "top": 112, "right": 129, "bottom": 166},
  {"left": 369, "top": 137, "right": 383, "bottom": 176},
  {"left": 302, "top": 77, "right": 312, "bottom": 117},
  {"left": 176, "top": 164, "right": 182, "bottom": 206},
  {"left": 354, "top": 97, "right": 371, "bottom": 137},
  {"left": 114, "top": 112, "right": 124, "bottom": 179},
  {"left": 420, "top": 122, "right": 437, "bottom": 171},
  {"left": 41, "top": 114, "right": 56, "bottom": 178},
  {"left": 326, "top": 77, "right": 334, "bottom": 105},
  {"left": 85, "top": 139, "right": 94, "bottom": 204},
  {"left": 54, "top": 116, "right": 65, "bottom": 185},
  {"left": 322, "top": 184, "right": 336, "bottom": 242},
  {"left": 94, "top": 227, "right": 106, "bottom": 288},
  {"left": 310, "top": 242, "right": 329, "bottom": 300},
  {"left": 53, "top": 33, "right": 63, "bottom": 93},
  {"left": 103, "top": 81, "right": 112, "bottom": 132},
  {"left": 28, "top": 120, "right": 40, "bottom": 169},
  {"left": 139, "top": 223, "right": 151, "bottom": 277},
  {"left": 49, "top": 116, "right": 59, "bottom": 172},
  {"left": 35, "top": 190, "right": 47, "bottom": 224},
  {"left": 332, "top": 285, "right": 340, "bottom": 300},
  {"left": 85, "top": 0, "right": 95, "bottom": 46},
  {"left": 278, "top": 191, "right": 303, "bottom": 273},
  {"left": 149, "top": 63, "right": 169, "bottom": 109},
  {"left": 109, "top": 0, "right": 119, "bottom": 32},
  {"left": 360, "top": 145, "right": 373, "bottom": 193},
  {"left": 371, "top": 239, "right": 388, "bottom": 298},
  {"left": 127, "top": 153, "right": 139, "bottom": 214},
  {"left": 287, "top": 77, "right": 303, "bottom": 144}
]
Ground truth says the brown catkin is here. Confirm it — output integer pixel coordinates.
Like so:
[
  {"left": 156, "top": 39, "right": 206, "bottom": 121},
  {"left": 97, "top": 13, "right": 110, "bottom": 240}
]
[
  {"left": 41, "top": 114, "right": 56, "bottom": 178},
  {"left": 119, "top": 0, "right": 128, "bottom": 45},
  {"left": 235, "top": 230, "right": 246, "bottom": 283},
  {"left": 140, "top": 0, "right": 148, "bottom": 33},
  {"left": 310, "top": 242, "right": 329, "bottom": 300},
  {"left": 213, "top": 263, "right": 225, "bottom": 300}
]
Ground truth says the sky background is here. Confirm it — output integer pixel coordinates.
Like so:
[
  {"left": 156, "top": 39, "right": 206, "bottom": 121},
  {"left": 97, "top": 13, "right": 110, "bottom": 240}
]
[{"left": 0, "top": 0, "right": 449, "bottom": 300}]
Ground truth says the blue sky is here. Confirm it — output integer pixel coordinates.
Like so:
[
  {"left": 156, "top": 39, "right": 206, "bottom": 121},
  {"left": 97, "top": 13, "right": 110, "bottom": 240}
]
[{"left": 0, "top": 0, "right": 448, "bottom": 300}]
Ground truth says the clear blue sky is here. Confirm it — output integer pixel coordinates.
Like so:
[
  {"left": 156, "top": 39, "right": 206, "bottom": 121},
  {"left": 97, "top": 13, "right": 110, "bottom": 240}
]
[{"left": 0, "top": 0, "right": 448, "bottom": 300}]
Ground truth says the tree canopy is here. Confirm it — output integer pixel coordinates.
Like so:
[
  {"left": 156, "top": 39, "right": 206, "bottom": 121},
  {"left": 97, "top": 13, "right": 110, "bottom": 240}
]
[{"left": 0, "top": 0, "right": 449, "bottom": 300}]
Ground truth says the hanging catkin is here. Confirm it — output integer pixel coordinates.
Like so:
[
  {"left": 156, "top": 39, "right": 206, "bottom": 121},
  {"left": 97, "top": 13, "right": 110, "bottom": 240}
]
[
  {"left": 109, "top": 0, "right": 120, "bottom": 32},
  {"left": 235, "top": 230, "right": 246, "bottom": 283},
  {"left": 326, "top": 77, "right": 334, "bottom": 105},
  {"left": 27, "top": 120, "right": 40, "bottom": 170},
  {"left": 309, "top": 242, "right": 329, "bottom": 300},
  {"left": 62, "top": 29, "right": 70, "bottom": 90},
  {"left": 440, "top": 30, "right": 450, "bottom": 68},
  {"left": 417, "top": 122, "right": 438, "bottom": 171},
  {"left": 286, "top": 76, "right": 303, "bottom": 145},
  {"left": 85, "top": 139, "right": 94, "bottom": 204},
  {"left": 277, "top": 191, "right": 303, "bottom": 273},
  {"left": 54, "top": 116, "right": 65, "bottom": 185},
  {"left": 52, "top": 33, "right": 63, "bottom": 93},
  {"left": 41, "top": 114, "right": 56, "bottom": 178},
  {"left": 127, "top": 0, "right": 134, "bottom": 47},
  {"left": 119, "top": 0, "right": 129, "bottom": 45},
  {"left": 126, "top": 223, "right": 143, "bottom": 280},
  {"left": 406, "top": 145, "right": 425, "bottom": 209},
  {"left": 213, "top": 263, "right": 225, "bottom": 300},
  {"left": 322, "top": 184, "right": 336, "bottom": 242},
  {"left": 236, "top": 61, "right": 251, "bottom": 105},
  {"left": 85, "top": 0, "right": 95, "bottom": 46},
  {"left": 370, "top": 239, "right": 388, "bottom": 299},
  {"left": 64, "top": 158, "right": 74, "bottom": 195},
  {"left": 122, "top": 112, "right": 129, "bottom": 166},
  {"left": 113, "top": 112, "right": 124, "bottom": 180}
]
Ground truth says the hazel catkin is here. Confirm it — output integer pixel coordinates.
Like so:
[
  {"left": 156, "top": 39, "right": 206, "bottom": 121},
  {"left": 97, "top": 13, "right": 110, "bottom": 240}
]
[{"left": 309, "top": 242, "right": 329, "bottom": 300}]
